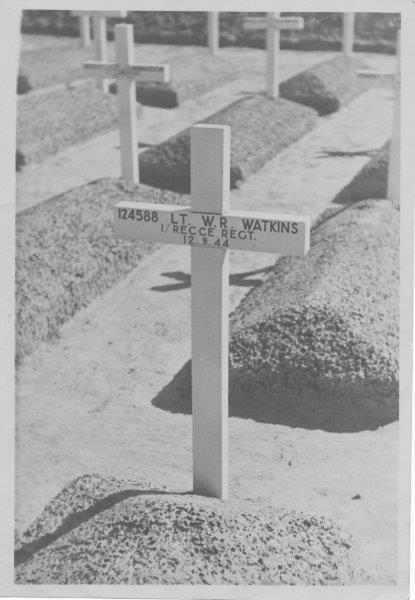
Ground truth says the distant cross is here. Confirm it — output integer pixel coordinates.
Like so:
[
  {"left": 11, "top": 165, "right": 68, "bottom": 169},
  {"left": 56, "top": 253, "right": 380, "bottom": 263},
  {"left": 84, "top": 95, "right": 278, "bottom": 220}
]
[
  {"left": 73, "top": 10, "right": 127, "bottom": 91},
  {"left": 207, "top": 12, "right": 219, "bottom": 54},
  {"left": 243, "top": 12, "right": 304, "bottom": 98},
  {"left": 113, "top": 124, "right": 310, "bottom": 499},
  {"left": 357, "top": 30, "right": 401, "bottom": 205},
  {"left": 84, "top": 23, "right": 169, "bottom": 183},
  {"left": 75, "top": 12, "right": 91, "bottom": 47},
  {"left": 342, "top": 13, "right": 355, "bottom": 56}
]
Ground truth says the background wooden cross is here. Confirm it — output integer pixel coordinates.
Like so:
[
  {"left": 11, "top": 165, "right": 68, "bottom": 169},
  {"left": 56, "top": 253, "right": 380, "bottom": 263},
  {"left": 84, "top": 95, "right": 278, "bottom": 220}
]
[
  {"left": 243, "top": 12, "right": 304, "bottom": 98},
  {"left": 84, "top": 23, "right": 169, "bottom": 183},
  {"left": 72, "top": 10, "right": 127, "bottom": 90},
  {"left": 342, "top": 13, "right": 355, "bottom": 56},
  {"left": 74, "top": 11, "right": 92, "bottom": 47},
  {"left": 113, "top": 124, "right": 310, "bottom": 499},
  {"left": 207, "top": 12, "right": 219, "bottom": 54},
  {"left": 357, "top": 30, "right": 401, "bottom": 205}
]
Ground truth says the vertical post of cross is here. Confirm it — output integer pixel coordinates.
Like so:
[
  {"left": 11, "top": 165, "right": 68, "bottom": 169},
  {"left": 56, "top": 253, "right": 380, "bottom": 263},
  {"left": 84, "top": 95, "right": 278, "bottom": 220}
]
[
  {"left": 93, "top": 14, "right": 109, "bottom": 92},
  {"left": 387, "top": 29, "right": 401, "bottom": 205},
  {"left": 79, "top": 14, "right": 91, "bottom": 47},
  {"left": 191, "top": 124, "right": 230, "bottom": 500},
  {"left": 114, "top": 23, "right": 139, "bottom": 183},
  {"left": 266, "top": 12, "right": 280, "bottom": 99},
  {"left": 208, "top": 12, "right": 219, "bottom": 54},
  {"left": 342, "top": 12, "right": 355, "bottom": 56}
]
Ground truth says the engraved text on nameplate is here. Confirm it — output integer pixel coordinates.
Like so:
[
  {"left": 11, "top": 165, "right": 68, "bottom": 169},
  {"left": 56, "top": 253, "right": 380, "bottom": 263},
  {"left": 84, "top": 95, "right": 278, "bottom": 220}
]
[{"left": 114, "top": 202, "right": 310, "bottom": 256}]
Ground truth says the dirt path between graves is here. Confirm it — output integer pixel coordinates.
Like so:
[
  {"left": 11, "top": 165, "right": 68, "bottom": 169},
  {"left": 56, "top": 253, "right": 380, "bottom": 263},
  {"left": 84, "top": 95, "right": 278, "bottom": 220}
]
[
  {"left": 15, "top": 49, "right": 394, "bottom": 213},
  {"left": 15, "top": 82, "right": 397, "bottom": 584}
]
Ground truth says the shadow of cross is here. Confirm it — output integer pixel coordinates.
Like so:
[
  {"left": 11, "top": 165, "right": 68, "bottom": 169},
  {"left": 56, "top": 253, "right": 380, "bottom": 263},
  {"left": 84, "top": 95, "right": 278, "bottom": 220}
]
[
  {"left": 113, "top": 123, "right": 310, "bottom": 500},
  {"left": 151, "top": 266, "right": 274, "bottom": 292},
  {"left": 83, "top": 23, "right": 169, "bottom": 183},
  {"left": 317, "top": 149, "right": 378, "bottom": 159}
]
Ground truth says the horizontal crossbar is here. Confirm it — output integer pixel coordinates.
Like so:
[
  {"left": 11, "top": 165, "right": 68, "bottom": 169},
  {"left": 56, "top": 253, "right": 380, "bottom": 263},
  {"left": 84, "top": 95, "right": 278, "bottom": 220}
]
[
  {"left": 72, "top": 10, "right": 127, "bottom": 18},
  {"left": 114, "top": 202, "right": 310, "bottom": 256},
  {"left": 84, "top": 61, "right": 170, "bottom": 83},
  {"left": 243, "top": 16, "right": 304, "bottom": 31}
]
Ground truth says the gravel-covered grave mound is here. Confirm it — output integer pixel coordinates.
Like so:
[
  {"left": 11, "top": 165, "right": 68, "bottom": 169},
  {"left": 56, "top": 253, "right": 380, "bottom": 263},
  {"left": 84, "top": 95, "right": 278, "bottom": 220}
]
[
  {"left": 230, "top": 199, "right": 399, "bottom": 430},
  {"left": 15, "top": 474, "right": 362, "bottom": 585},
  {"left": 334, "top": 142, "right": 393, "bottom": 206},
  {"left": 16, "top": 82, "right": 127, "bottom": 166},
  {"left": 15, "top": 179, "right": 187, "bottom": 363},
  {"left": 18, "top": 43, "right": 94, "bottom": 91},
  {"left": 139, "top": 95, "right": 317, "bottom": 193},
  {"left": 153, "top": 200, "right": 399, "bottom": 432},
  {"left": 280, "top": 55, "right": 372, "bottom": 116}
]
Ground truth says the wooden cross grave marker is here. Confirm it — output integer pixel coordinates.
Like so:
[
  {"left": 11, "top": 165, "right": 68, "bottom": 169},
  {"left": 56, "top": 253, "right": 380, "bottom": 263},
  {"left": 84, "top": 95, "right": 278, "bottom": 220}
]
[
  {"left": 113, "top": 124, "right": 310, "bottom": 499},
  {"left": 243, "top": 12, "right": 304, "bottom": 99},
  {"left": 207, "top": 12, "right": 219, "bottom": 54},
  {"left": 342, "top": 13, "right": 355, "bottom": 56},
  {"left": 75, "top": 12, "right": 92, "bottom": 47},
  {"left": 73, "top": 10, "right": 127, "bottom": 90},
  {"left": 84, "top": 23, "right": 169, "bottom": 183},
  {"left": 357, "top": 30, "right": 401, "bottom": 205}
]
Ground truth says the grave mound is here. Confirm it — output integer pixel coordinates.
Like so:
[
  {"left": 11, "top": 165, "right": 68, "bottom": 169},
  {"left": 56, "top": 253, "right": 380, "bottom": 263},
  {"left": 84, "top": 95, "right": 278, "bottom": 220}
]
[
  {"left": 19, "top": 43, "right": 93, "bottom": 90},
  {"left": 139, "top": 94, "right": 317, "bottom": 193},
  {"left": 17, "top": 82, "right": 121, "bottom": 166},
  {"left": 15, "top": 179, "right": 187, "bottom": 363},
  {"left": 230, "top": 199, "right": 399, "bottom": 431},
  {"left": 334, "top": 142, "right": 392, "bottom": 206},
  {"left": 15, "top": 474, "right": 361, "bottom": 585},
  {"left": 280, "top": 55, "right": 371, "bottom": 115},
  {"left": 153, "top": 200, "right": 398, "bottom": 432}
]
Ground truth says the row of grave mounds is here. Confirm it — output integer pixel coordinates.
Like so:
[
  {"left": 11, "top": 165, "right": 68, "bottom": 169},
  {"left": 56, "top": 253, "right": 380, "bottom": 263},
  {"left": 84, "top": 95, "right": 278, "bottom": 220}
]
[
  {"left": 14, "top": 473, "right": 363, "bottom": 585},
  {"left": 15, "top": 54, "right": 388, "bottom": 363},
  {"left": 15, "top": 46, "right": 239, "bottom": 167},
  {"left": 17, "top": 42, "right": 238, "bottom": 108},
  {"left": 111, "top": 53, "right": 371, "bottom": 112},
  {"left": 15, "top": 144, "right": 395, "bottom": 367},
  {"left": 139, "top": 94, "right": 317, "bottom": 193},
  {"left": 14, "top": 93, "right": 316, "bottom": 364},
  {"left": 138, "top": 55, "right": 378, "bottom": 194},
  {"left": 15, "top": 54, "right": 375, "bottom": 170},
  {"left": 153, "top": 199, "right": 399, "bottom": 433}
]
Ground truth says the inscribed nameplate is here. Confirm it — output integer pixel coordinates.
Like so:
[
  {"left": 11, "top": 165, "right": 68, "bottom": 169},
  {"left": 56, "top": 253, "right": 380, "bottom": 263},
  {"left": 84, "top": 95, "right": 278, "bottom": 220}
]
[{"left": 114, "top": 201, "right": 310, "bottom": 256}]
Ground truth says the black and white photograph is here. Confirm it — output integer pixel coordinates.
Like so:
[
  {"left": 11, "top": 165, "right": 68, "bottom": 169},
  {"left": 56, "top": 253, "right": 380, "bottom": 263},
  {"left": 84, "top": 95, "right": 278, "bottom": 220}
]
[{"left": 0, "top": 0, "right": 413, "bottom": 597}]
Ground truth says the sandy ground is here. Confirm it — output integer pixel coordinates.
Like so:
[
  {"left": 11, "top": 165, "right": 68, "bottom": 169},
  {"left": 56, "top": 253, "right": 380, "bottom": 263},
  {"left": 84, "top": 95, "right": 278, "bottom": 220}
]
[
  {"left": 15, "top": 75, "right": 397, "bottom": 583},
  {"left": 16, "top": 48, "right": 395, "bottom": 213}
]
